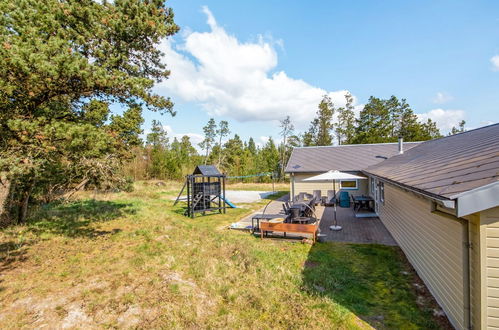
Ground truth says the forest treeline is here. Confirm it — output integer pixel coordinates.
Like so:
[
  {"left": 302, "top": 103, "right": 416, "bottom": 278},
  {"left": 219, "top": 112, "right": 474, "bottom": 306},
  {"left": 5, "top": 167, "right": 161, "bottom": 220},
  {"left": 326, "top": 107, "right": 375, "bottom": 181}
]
[{"left": 125, "top": 93, "right": 465, "bottom": 182}]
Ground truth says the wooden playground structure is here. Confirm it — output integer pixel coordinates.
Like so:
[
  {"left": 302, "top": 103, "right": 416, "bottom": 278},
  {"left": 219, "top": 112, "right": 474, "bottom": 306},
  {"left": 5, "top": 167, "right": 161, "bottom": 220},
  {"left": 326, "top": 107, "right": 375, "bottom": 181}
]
[{"left": 174, "top": 165, "right": 227, "bottom": 218}]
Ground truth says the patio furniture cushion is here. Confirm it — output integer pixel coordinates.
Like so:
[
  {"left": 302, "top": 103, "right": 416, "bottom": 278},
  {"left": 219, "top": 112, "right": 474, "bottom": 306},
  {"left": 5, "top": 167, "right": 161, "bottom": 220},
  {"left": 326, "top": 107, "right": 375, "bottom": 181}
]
[{"left": 339, "top": 191, "right": 350, "bottom": 208}]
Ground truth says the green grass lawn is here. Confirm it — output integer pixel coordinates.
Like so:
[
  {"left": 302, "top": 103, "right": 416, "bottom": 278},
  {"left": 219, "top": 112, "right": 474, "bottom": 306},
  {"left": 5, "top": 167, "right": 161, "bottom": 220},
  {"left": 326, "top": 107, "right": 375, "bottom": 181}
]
[{"left": 0, "top": 182, "right": 442, "bottom": 329}]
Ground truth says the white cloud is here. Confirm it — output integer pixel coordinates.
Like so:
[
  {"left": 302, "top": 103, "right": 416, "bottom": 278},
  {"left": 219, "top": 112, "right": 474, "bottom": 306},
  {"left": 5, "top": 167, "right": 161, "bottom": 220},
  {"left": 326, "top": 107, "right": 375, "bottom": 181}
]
[
  {"left": 479, "top": 120, "right": 495, "bottom": 126},
  {"left": 156, "top": 6, "right": 356, "bottom": 128},
  {"left": 491, "top": 55, "right": 499, "bottom": 71},
  {"left": 417, "top": 109, "right": 466, "bottom": 133},
  {"left": 432, "top": 92, "right": 453, "bottom": 104}
]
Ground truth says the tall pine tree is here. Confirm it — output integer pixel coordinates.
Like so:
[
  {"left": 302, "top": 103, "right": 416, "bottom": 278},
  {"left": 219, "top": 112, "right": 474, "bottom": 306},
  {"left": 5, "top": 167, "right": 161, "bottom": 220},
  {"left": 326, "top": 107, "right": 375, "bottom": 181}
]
[
  {"left": 0, "top": 0, "right": 179, "bottom": 223},
  {"left": 304, "top": 95, "right": 335, "bottom": 146}
]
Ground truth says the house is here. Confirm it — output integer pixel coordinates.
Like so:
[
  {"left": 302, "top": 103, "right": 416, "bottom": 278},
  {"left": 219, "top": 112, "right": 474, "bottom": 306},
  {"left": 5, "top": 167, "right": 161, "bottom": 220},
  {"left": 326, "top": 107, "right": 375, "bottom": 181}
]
[
  {"left": 363, "top": 123, "right": 499, "bottom": 330},
  {"left": 284, "top": 141, "right": 421, "bottom": 200},
  {"left": 286, "top": 123, "right": 499, "bottom": 329}
]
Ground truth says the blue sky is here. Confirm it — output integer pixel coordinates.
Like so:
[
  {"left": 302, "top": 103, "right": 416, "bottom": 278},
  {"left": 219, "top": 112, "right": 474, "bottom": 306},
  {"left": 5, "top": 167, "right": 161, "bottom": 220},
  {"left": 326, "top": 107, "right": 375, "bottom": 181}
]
[{"left": 143, "top": 0, "right": 499, "bottom": 146}]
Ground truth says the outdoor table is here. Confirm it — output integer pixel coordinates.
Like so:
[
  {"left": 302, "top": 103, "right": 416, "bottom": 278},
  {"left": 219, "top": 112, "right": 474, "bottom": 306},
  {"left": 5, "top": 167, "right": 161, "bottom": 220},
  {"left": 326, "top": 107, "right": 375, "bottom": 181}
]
[
  {"left": 292, "top": 216, "right": 311, "bottom": 224},
  {"left": 352, "top": 195, "right": 374, "bottom": 211},
  {"left": 289, "top": 203, "right": 307, "bottom": 210}
]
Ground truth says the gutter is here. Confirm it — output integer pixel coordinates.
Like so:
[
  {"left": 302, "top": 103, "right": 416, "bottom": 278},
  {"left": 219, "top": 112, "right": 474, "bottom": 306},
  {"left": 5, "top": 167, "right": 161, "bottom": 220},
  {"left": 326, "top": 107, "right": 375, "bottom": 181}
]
[{"left": 451, "top": 181, "right": 499, "bottom": 217}]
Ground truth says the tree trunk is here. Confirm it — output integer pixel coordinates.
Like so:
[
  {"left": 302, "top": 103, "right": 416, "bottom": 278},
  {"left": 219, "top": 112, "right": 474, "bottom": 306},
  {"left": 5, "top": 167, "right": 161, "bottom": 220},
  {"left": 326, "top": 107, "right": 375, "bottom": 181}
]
[
  {"left": 0, "top": 176, "right": 11, "bottom": 222},
  {"left": 217, "top": 136, "right": 222, "bottom": 167},
  {"left": 18, "top": 180, "right": 35, "bottom": 224},
  {"left": 204, "top": 147, "right": 209, "bottom": 165}
]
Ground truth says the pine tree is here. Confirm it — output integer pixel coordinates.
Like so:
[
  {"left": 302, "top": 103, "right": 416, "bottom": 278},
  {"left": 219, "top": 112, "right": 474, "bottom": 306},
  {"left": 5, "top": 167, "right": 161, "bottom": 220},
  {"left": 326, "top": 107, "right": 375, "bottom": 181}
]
[
  {"left": 304, "top": 95, "right": 335, "bottom": 146},
  {"left": 279, "top": 116, "right": 294, "bottom": 178},
  {"left": 199, "top": 118, "right": 217, "bottom": 164},
  {"left": 247, "top": 137, "right": 257, "bottom": 155},
  {"left": 315, "top": 95, "right": 335, "bottom": 145},
  {"left": 336, "top": 92, "right": 356, "bottom": 144},
  {"left": 216, "top": 120, "right": 230, "bottom": 167},
  {"left": 223, "top": 134, "right": 244, "bottom": 176},
  {"left": 146, "top": 121, "right": 169, "bottom": 179},
  {"left": 420, "top": 119, "right": 442, "bottom": 140},
  {"left": 353, "top": 95, "right": 440, "bottom": 143},
  {"left": 449, "top": 120, "right": 466, "bottom": 135},
  {"left": 353, "top": 96, "right": 392, "bottom": 143},
  {"left": 147, "top": 120, "right": 169, "bottom": 148},
  {"left": 260, "top": 138, "right": 280, "bottom": 175},
  {"left": 0, "top": 0, "right": 179, "bottom": 223}
]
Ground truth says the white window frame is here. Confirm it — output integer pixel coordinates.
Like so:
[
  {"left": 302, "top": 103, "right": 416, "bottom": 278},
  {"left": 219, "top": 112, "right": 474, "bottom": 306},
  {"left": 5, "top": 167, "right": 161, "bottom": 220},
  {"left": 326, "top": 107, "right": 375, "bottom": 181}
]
[
  {"left": 379, "top": 182, "right": 385, "bottom": 203},
  {"left": 370, "top": 177, "right": 375, "bottom": 195},
  {"left": 340, "top": 179, "right": 358, "bottom": 190}
]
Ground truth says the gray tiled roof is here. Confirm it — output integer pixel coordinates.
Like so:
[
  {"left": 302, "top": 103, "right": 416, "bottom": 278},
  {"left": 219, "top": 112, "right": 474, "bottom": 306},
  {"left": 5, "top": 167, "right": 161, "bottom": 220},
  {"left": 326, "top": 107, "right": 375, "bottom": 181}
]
[
  {"left": 193, "top": 165, "right": 223, "bottom": 177},
  {"left": 364, "top": 123, "right": 499, "bottom": 199},
  {"left": 285, "top": 142, "right": 422, "bottom": 173}
]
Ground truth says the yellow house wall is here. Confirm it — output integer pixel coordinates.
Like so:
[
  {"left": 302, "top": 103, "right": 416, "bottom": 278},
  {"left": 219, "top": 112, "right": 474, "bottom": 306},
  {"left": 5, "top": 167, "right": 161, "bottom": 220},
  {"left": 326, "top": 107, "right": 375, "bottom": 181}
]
[
  {"left": 290, "top": 172, "right": 368, "bottom": 199},
  {"left": 479, "top": 206, "right": 499, "bottom": 329},
  {"left": 378, "top": 183, "right": 466, "bottom": 329}
]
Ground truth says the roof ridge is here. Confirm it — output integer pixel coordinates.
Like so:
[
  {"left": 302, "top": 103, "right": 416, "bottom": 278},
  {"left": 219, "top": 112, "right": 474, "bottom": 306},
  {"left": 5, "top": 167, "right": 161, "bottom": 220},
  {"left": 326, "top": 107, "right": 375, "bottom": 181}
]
[
  {"left": 420, "top": 122, "right": 499, "bottom": 143},
  {"left": 294, "top": 141, "right": 422, "bottom": 149}
]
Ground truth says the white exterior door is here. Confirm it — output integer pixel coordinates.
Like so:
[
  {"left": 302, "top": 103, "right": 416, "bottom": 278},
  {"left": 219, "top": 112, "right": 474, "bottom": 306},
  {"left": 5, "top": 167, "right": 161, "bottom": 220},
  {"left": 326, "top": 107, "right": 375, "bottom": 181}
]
[{"left": 372, "top": 177, "right": 380, "bottom": 214}]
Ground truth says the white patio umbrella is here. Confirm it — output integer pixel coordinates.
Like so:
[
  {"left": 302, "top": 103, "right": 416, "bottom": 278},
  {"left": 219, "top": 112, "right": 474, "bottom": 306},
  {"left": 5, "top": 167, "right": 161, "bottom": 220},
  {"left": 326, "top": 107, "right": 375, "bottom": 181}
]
[{"left": 304, "top": 170, "right": 367, "bottom": 231}]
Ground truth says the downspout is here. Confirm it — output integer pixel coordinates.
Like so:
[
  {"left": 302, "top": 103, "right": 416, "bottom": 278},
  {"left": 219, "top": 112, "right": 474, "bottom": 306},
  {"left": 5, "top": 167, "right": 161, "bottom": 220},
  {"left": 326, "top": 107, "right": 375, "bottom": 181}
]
[{"left": 431, "top": 204, "right": 472, "bottom": 329}]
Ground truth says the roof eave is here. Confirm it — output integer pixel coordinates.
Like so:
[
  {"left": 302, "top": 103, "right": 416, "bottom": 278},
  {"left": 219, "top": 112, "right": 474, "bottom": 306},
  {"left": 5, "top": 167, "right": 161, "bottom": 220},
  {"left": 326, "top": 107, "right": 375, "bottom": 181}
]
[
  {"left": 454, "top": 181, "right": 499, "bottom": 217},
  {"left": 364, "top": 171, "right": 499, "bottom": 217},
  {"left": 363, "top": 170, "right": 456, "bottom": 209},
  {"left": 286, "top": 169, "right": 365, "bottom": 173}
]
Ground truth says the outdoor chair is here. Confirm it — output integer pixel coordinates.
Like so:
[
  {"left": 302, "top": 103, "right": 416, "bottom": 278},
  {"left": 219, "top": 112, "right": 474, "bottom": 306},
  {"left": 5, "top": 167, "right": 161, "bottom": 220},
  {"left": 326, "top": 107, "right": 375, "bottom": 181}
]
[
  {"left": 324, "top": 190, "right": 336, "bottom": 207},
  {"left": 312, "top": 190, "right": 321, "bottom": 205},
  {"left": 303, "top": 200, "right": 313, "bottom": 217},
  {"left": 339, "top": 191, "right": 350, "bottom": 208},
  {"left": 281, "top": 204, "right": 289, "bottom": 215},
  {"left": 298, "top": 192, "right": 306, "bottom": 202},
  {"left": 351, "top": 195, "right": 360, "bottom": 211}
]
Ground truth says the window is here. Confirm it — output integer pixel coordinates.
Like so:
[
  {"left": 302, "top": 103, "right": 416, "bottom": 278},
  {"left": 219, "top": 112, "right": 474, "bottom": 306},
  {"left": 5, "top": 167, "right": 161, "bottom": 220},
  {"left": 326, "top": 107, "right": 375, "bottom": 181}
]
[
  {"left": 340, "top": 179, "right": 358, "bottom": 190},
  {"left": 379, "top": 182, "right": 385, "bottom": 203},
  {"left": 370, "top": 177, "right": 375, "bottom": 194}
]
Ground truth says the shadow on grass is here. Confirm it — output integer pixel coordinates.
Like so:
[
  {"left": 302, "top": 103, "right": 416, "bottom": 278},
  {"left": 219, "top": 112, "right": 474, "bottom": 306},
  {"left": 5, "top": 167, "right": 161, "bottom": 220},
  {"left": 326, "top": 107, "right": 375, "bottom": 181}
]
[
  {"left": 26, "top": 199, "right": 134, "bottom": 238},
  {"left": 0, "top": 240, "right": 31, "bottom": 275},
  {"left": 301, "top": 242, "right": 445, "bottom": 329}
]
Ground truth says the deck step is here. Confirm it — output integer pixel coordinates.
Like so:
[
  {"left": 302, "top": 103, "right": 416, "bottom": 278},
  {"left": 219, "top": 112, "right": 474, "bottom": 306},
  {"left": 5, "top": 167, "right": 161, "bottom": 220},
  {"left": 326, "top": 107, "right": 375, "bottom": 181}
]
[{"left": 355, "top": 212, "right": 378, "bottom": 218}]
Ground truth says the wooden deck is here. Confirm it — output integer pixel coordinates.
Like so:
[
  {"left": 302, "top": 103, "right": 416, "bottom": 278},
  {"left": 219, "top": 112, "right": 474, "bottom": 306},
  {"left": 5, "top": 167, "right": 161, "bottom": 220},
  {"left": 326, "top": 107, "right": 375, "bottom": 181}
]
[
  {"left": 235, "top": 196, "right": 397, "bottom": 246},
  {"left": 318, "top": 205, "right": 397, "bottom": 246}
]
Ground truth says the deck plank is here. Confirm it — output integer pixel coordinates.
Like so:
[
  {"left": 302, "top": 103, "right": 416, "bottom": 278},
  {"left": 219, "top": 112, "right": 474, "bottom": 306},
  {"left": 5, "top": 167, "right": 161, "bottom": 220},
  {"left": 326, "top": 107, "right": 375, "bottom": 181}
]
[{"left": 319, "top": 206, "right": 397, "bottom": 246}]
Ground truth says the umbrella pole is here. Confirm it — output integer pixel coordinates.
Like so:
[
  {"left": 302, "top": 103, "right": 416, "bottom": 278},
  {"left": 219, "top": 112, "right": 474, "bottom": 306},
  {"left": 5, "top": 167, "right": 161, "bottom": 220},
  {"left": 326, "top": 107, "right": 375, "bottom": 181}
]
[{"left": 330, "top": 179, "right": 342, "bottom": 231}]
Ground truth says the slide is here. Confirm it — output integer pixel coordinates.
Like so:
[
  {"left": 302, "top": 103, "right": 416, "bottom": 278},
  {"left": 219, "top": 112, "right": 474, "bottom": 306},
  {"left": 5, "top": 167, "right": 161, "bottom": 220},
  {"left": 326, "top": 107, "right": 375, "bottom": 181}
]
[{"left": 220, "top": 196, "right": 237, "bottom": 208}]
